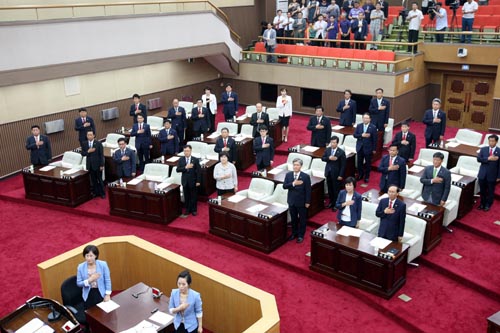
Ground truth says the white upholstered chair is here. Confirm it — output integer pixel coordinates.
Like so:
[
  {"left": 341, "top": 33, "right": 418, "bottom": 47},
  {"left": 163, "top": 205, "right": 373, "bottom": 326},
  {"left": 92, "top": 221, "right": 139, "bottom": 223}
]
[
  {"left": 402, "top": 215, "right": 427, "bottom": 265},
  {"left": 449, "top": 156, "right": 481, "bottom": 194},
  {"left": 179, "top": 101, "right": 194, "bottom": 118},
  {"left": 413, "top": 148, "right": 449, "bottom": 168},
  {"left": 178, "top": 141, "right": 207, "bottom": 159},
  {"left": 417, "top": 185, "right": 461, "bottom": 231},
  {"left": 355, "top": 114, "right": 363, "bottom": 125},
  {"left": 165, "top": 166, "right": 184, "bottom": 202},
  {"left": 240, "top": 124, "right": 254, "bottom": 138},
  {"left": 50, "top": 151, "right": 84, "bottom": 169},
  {"left": 384, "top": 118, "right": 394, "bottom": 145},
  {"left": 261, "top": 184, "right": 291, "bottom": 222},
  {"left": 266, "top": 108, "right": 279, "bottom": 121},
  {"left": 138, "top": 163, "right": 170, "bottom": 182},
  {"left": 102, "top": 133, "right": 125, "bottom": 148},
  {"left": 146, "top": 116, "right": 164, "bottom": 130},
  {"left": 236, "top": 178, "right": 275, "bottom": 201},
  {"left": 359, "top": 201, "right": 380, "bottom": 234},
  {"left": 216, "top": 122, "right": 239, "bottom": 136},
  {"left": 448, "top": 129, "right": 483, "bottom": 146},
  {"left": 276, "top": 153, "right": 313, "bottom": 173},
  {"left": 399, "top": 175, "right": 423, "bottom": 199}
]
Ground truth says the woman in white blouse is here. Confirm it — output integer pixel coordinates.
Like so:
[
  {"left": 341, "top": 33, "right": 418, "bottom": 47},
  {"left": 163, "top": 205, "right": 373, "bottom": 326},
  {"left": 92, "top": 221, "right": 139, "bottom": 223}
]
[
  {"left": 202, "top": 87, "right": 217, "bottom": 133},
  {"left": 213, "top": 152, "right": 238, "bottom": 195},
  {"left": 276, "top": 87, "right": 293, "bottom": 142}
]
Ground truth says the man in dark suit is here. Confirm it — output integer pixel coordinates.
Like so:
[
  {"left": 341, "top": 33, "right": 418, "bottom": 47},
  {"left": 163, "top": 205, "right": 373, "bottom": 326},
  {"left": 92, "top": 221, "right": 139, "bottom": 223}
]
[
  {"left": 307, "top": 105, "right": 332, "bottom": 147},
  {"left": 422, "top": 98, "right": 446, "bottom": 147},
  {"left": 368, "top": 88, "right": 390, "bottom": 131},
  {"left": 254, "top": 126, "right": 275, "bottom": 170},
  {"left": 353, "top": 113, "right": 378, "bottom": 182},
  {"left": 158, "top": 119, "right": 179, "bottom": 156},
  {"left": 283, "top": 158, "right": 312, "bottom": 244},
  {"left": 113, "top": 138, "right": 136, "bottom": 179},
  {"left": 74, "top": 107, "right": 95, "bottom": 148},
  {"left": 336, "top": 89, "right": 357, "bottom": 126},
  {"left": 81, "top": 130, "right": 105, "bottom": 198},
  {"left": 214, "top": 128, "right": 236, "bottom": 163},
  {"left": 378, "top": 144, "right": 406, "bottom": 193},
  {"left": 420, "top": 152, "right": 451, "bottom": 206},
  {"left": 351, "top": 12, "right": 368, "bottom": 49},
  {"left": 250, "top": 103, "right": 270, "bottom": 138},
  {"left": 376, "top": 185, "right": 406, "bottom": 242},
  {"left": 477, "top": 134, "right": 500, "bottom": 212},
  {"left": 221, "top": 84, "right": 238, "bottom": 121},
  {"left": 322, "top": 136, "right": 347, "bottom": 211},
  {"left": 177, "top": 145, "right": 201, "bottom": 216},
  {"left": 26, "top": 125, "right": 52, "bottom": 166},
  {"left": 392, "top": 122, "right": 416, "bottom": 162},
  {"left": 191, "top": 99, "right": 210, "bottom": 137},
  {"left": 167, "top": 99, "right": 187, "bottom": 150},
  {"left": 130, "top": 114, "right": 152, "bottom": 172},
  {"left": 129, "top": 93, "right": 147, "bottom": 124}
]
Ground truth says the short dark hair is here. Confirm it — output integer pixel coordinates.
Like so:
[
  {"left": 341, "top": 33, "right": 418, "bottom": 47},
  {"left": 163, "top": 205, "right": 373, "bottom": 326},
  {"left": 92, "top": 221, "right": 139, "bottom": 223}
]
[
  {"left": 411, "top": 1, "right": 418, "bottom": 5},
  {"left": 117, "top": 138, "right": 126, "bottom": 144},
  {"left": 184, "top": 144, "right": 192, "bottom": 150},
  {"left": 363, "top": 112, "right": 371, "bottom": 117},
  {"left": 83, "top": 244, "right": 99, "bottom": 259},
  {"left": 331, "top": 135, "right": 340, "bottom": 143},
  {"left": 389, "top": 143, "right": 398, "bottom": 149},
  {"left": 31, "top": 125, "right": 40, "bottom": 130},
  {"left": 221, "top": 127, "right": 229, "bottom": 133},
  {"left": 401, "top": 121, "right": 410, "bottom": 127},
  {"left": 219, "top": 152, "right": 229, "bottom": 159},
  {"left": 280, "top": 87, "right": 287, "bottom": 93},
  {"left": 488, "top": 134, "right": 499, "bottom": 142},
  {"left": 375, "top": 88, "right": 384, "bottom": 93},
  {"left": 259, "top": 125, "right": 269, "bottom": 131},
  {"left": 79, "top": 108, "right": 87, "bottom": 113},
  {"left": 132, "top": 93, "right": 140, "bottom": 99},
  {"left": 344, "top": 176, "right": 357, "bottom": 188},
  {"left": 433, "top": 152, "right": 445, "bottom": 160},
  {"left": 164, "top": 118, "right": 172, "bottom": 124},
  {"left": 204, "top": 86, "right": 212, "bottom": 92},
  {"left": 177, "top": 270, "right": 192, "bottom": 285},
  {"left": 226, "top": 83, "right": 232, "bottom": 88},
  {"left": 315, "top": 105, "right": 324, "bottom": 112},
  {"left": 196, "top": 99, "right": 203, "bottom": 103},
  {"left": 436, "top": 2, "right": 442, "bottom": 6},
  {"left": 344, "top": 89, "right": 352, "bottom": 95}
]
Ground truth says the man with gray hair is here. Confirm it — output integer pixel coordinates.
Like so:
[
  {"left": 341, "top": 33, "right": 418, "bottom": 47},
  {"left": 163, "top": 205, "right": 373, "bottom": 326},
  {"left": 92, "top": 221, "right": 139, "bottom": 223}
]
[
  {"left": 420, "top": 152, "right": 451, "bottom": 207},
  {"left": 283, "top": 158, "right": 311, "bottom": 244},
  {"left": 422, "top": 98, "right": 446, "bottom": 147}
]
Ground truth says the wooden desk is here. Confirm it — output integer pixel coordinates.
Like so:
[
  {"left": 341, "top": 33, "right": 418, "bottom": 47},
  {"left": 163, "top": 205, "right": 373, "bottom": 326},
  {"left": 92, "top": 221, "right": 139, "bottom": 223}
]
[
  {"left": 86, "top": 282, "right": 172, "bottom": 333},
  {"left": 258, "top": 167, "right": 325, "bottom": 217},
  {"left": 487, "top": 311, "right": 500, "bottom": 333},
  {"left": 310, "top": 222, "right": 409, "bottom": 299},
  {"left": 116, "top": 127, "right": 163, "bottom": 160},
  {"left": 292, "top": 144, "right": 356, "bottom": 178},
  {"left": 203, "top": 135, "right": 255, "bottom": 170},
  {"left": 408, "top": 166, "right": 476, "bottom": 219},
  {"left": 0, "top": 296, "right": 82, "bottom": 333},
  {"left": 208, "top": 196, "right": 288, "bottom": 253},
  {"left": 236, "top": 117, "right": 283, "bottom": 147},
  {"left": 332, "top": 125, "right": 384, "bottom": 161},
  {"left": 22, "top": 166, "right": 91, "bottom": 207},
  {"left": 108, "top": 179, "right": 181, "bottom": 224},
  {"left": 362, "top": 189, "right": 444, "bottom": 253},
  {"left": 433, "top": 141, "right": 479, "bottom": 169}
]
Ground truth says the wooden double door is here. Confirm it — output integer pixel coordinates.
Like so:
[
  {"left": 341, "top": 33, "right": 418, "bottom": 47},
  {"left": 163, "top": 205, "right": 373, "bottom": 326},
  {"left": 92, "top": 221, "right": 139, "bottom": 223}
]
[{"left": 443, "top": 74, "right": 495, "bottom": 131}]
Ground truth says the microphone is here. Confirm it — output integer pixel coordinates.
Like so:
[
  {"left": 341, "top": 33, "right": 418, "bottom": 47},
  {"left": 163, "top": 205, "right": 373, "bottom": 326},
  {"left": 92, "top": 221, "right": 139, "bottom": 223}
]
[{"left": 26, "top": 301, "right": 61, "bottom": 322}]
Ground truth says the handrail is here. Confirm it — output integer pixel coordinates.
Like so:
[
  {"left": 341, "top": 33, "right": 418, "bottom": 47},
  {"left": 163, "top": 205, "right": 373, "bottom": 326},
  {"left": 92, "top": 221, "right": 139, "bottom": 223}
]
[
  {"left": 0, "top": 0, "right": 240, "bottom": 43},
  {"left": 421, "top": 30, "right": 500, "bottom": 44},
  {"left": 259, "top": 36, "right": 421, "bottom": 48}
]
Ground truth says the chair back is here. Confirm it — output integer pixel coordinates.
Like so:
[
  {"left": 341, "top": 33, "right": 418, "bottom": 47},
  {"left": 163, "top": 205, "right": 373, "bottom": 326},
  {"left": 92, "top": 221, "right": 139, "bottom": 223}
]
[
  {"left": 248, "top": 178, "right": 275, "bottom": 199},
  {"left": 61, "top": 275, "right": 82, "bottom": 306},
  {"left": 104, "top": 133, "right": 125, "bottom": 148},
  {"left": 245, "top": 105, "right": 257, "bottom": 116},
  {"left": 455, "top": 156, "right": 480, "bottom": 175},
  {"left": 355, "top": 114, "right": 363, "bottom": 125},
  {"left": 266, "top": 108, "right": 279, "bottom": 121},
  {"left": 216, "top": 122, "right": 239, "bottom": 135},
  {"left": 61, "top": 151, "right": 83, "bottom": 167},
  {"left": 147, "top": 116, "right": 164, "bottom": 129},
  {"left": 143, "top": 163, "right": 170, "bottom": 181},
  {"left": 170, "top": 167, "right": 183, "bottom": 185},
  {"left": 343, "top": 135, "right": 357, "bottom": 152},
  {"left": 310, "top": 158, "right": 326, "bottom": 178},
  {"left": 272, "top": 184, "right": 288, "bottom": 205},
  {"left": 286, "top": 153, "right": 312, "bottom": 171},
  {"left": 186, "top": 141, "right": 208, "bottom": 158},
  {"left": 179, "top": 101, "right": 194, "bottom": 116},
  {"left": 454, "top": 129, "right": 483, "bottom": 146},
  {"left": 240, "top": 124, "right": 254, "bottom": 137},
  {"left": 415, "top": 148, "right": 449, "bottom": 168}
]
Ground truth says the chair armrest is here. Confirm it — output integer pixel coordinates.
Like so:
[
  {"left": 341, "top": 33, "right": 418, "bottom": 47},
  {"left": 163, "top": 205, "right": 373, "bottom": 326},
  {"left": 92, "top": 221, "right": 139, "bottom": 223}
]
[
  {"left": 449, "top": 167, "right": 459, "bottom": 173},
  {"left": 235, "top": 190, "right": 249, "bottom": 197},
  {"left": 404, "top": 236, "right": 420, "bottom": 247},
  {"left": 49, "top": 161, "right": 62, "bottom": 167}
]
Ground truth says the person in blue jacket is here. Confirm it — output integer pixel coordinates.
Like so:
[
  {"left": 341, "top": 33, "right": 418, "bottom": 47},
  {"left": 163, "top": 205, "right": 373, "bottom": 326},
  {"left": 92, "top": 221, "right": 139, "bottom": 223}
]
[
  {"left": 169, "top": 270, "right": 203, "bottom": 333},
  {"left": 335, "top": 176, "right": 363, "bottom": 227},
  {"left": 76, "top": 245, "right": 112, "bottom": 309}
]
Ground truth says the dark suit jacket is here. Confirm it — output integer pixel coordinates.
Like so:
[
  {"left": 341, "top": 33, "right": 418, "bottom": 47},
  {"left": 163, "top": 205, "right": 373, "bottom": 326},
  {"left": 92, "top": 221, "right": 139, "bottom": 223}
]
[
  {"left": 253, "top": 136, "right": 275, "bottom": 167},
  {"left": 81, "top": 140, "right": 104, "bottom": 171},
  {"left": 477, "top": 146, "right": 500, "bottom": 181},
  {"left": 376, "top": 198, "right": 406, "bottom": 241},
  {"left": 112, "top": 147, "right": 137, "bottom": 178},
  {"left": 322, "top": 147, "right": 347, "bottom": 179},
  {"left": 351, "top": 19, "right": 368, "bottom": 39},
  {"left": 283, "top": 171, "right": 312, "bottom": 207},
  {"left": 306, "top": 116, "right": 332, "bottom": 147},
  {"left": 354, "top": 123, "right": 378, "bottom": 153},
  {"left": 158, "top": 128, "right": 179, "bottom": 155},
  {"left": 74, "top": 116, "right": 96, "bottom": 143},
  {"left": 177, "top": 155, "right": 202, "bottom": 188},
  {"left": 420, "top": 165, "right": 451, "bottom": 205},
  {"left": 422, "top": 109, "right": 446, "bottom": 140},
  {"left": 368, "top": 98, "right": 390, "bottom": 131},
  {"left": 26, "top": 135, "right": 52, "bottom": 165},
  {"left": 392, "top": 131, "right": 416, "bottom": 161},
  {"left": 336, "top": 99, "right": 357, "bottom": 126},
  {"left": 221, "top": 91, "right": 238, "bottom": 117},
  {"left": 129, "top": 103, "right": 147, "bottom": 123},
  {"left": 378, "top": 155, "right": 407, "bottom": 191},
  {"left": 214, "top": 137, "right": 236, "bottom": 162},
  {"left": 191, "top": 107, "right": 211, "bottom": 133},
  {"left": 130, "top": 123, "right": 152, "bottom": 149},
  {"left": 167, "top": 107, "right": 187, "bottom": 131},
  {"left": 335, "top": 190, "right": 362, "bottom": 227},
  {"left": 250, "top": 112, "right": 270, "bottom": 138}
]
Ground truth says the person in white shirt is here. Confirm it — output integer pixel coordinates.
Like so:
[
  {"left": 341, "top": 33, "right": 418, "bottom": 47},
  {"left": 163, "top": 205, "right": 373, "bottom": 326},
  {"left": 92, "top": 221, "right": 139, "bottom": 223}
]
[
  {"left": 461, "top": 0, "right": 478, "bottom": 43},
  {"left": 313, "top": 14, "right": 327, "bottom": 46},
  {"left": 431, "top": 2, "right": 448, "bottom": 43},
  {"left": 283, "top": 11, "right": 295, "bottom": 44},
  {"left": 406, "top": 2, "right": 424, "bottom": 53},
  {"left": 202, "top": 87, "right": 217, "bottom": 133},
  {"left": 273, "top": 9, "right": 286, "bottom": 44},
  {"left": 213, "top": 152, "right": 238, "bottom": 195},
  {"left": 370, "top": 3, "right": 385, "bottom": 49},
  {"left": 276, "top": 87, "right": 293, "bottom": 142}
]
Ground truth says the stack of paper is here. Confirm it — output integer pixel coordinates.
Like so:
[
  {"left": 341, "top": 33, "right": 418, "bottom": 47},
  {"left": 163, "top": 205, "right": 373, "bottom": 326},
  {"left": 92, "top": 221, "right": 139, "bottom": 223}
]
[
  {"left": 246, "top": 204, "right": 268, "bottom": 213},
  {"left": 127, "top": 178, "right": 143, "bottom": 186},
  {"left": 207, "top": 133, "right": 219, "bottom": 139},
  {"left": 40, "top": 166, "right": 56, "bottom": 172},
  {"left": 445, "top": 142, "right": 460, "bottom": 148},
  {"left": 336, "top": 226, "right": 363, "bottom": 237},
  {"left": 157, "top": 182, "right": 171, "bottom": 190},
  {"left": 408, "top": 165, "right": 424, "bottom": 173},
  {"left": 408, "top": 202, "right": 427, "bottom": 213},
  {"left": 227, "top": 195, "right": 246, "bottom": 203},
  {"left": 97, "top": 300, "right": 120, "bottom": 313},
  {"left": 369, "top": 237, "right": 392, "bottom": 249},
  {"left": 149, "top": 311, "right": 174, "bottom": 326},
  {"left": 302, "top": 146, "right": 319, "bottom": 152},
  {"left": 268, "top": 168, "right": 282, "bottom": 175},
  {"left": 63, "top": 168, "right": 80, "bottom": 175},
  {"left": 167, "top": 156, "right": 180, "bottom": 162},
  {"left": 332, "top": 125, "right": 345, "bottom": 130},
  {"left": 237, "top": 115, "right": 248, "bottom": 120},
  {"left": 451, "top": 174, "right": 463, "bottom": 182},
  {"left": 16, "top": 318, "right": 45, "bottom": 333}
]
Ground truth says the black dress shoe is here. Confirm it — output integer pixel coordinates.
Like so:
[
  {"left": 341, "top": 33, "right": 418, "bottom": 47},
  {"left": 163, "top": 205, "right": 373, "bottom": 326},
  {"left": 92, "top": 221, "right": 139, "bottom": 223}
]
[
  {"left": 288, "top": 235, "right": 297, "bottom": 241},
  {"left": 484, "top": 206, "right": 490, "bottom": 212},
  {"left": 192, "top": 212, "right": 198, "bottom": 216},
  {"left": 477, "top": 205, "right": 484, "bottom": 210},
  {"left": 326, "top": 203, "right": 333, "bottom": 208},
  {"left": 296, "top": 237, "right": 304, "bottom": 243}
]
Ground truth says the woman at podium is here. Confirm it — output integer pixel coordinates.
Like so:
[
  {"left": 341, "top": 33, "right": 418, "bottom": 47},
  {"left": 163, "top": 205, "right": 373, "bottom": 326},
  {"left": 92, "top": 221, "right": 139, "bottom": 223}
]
[
  {"left": 76, "top": 244, "right": 112, "bottom": 309},
  {"left": 169, "top": 270, "right": 203, "bottom": 333}
]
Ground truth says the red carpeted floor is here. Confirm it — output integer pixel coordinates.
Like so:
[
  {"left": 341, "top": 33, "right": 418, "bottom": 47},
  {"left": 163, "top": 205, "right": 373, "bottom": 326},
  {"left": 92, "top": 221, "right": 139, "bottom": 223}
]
[{"left": 0, "top": 109, "right": 499, "bottom": 332}]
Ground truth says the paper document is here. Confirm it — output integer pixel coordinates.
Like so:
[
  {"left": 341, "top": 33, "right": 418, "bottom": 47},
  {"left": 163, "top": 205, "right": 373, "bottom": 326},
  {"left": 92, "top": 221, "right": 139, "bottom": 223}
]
[
  {"left": 451, "top": 174, "right": 463, "bottom": 182},
  {"left": 127, "top": 178, "right": 143, "bottom": 186},
  {"left": 167, "top": 156, "right": 180, "bottom": 162},
  {"left": 207, "top": 133, "right": 219, "bottom": 139},
  {"left": 336, "top": 226, "right": 363, "bottom": 237},
  {"left": 39, "top": 166, "right": 56, "bottom": 172},
  {"left": 408, "top": 203, "right": 427, "bottom": 213},
  {"left": 149, "top": 311, "right": 174, "bottom": 326},
  {"left": 227, "top": 195, "right": 246, "bottom": 203},
  {"left": 246, "top": 204, "right": 268, "bottom": 213},
  {"left": 370, "top": 237, "right": 392, "bottom": 249},
  {"left": 344, "top": 147, "right": 356, "bottom": 154},
  {"left": 408, "top": 165, "right": 424, "bottom": 173},
  {"left": 268, "top": 168, "right": 283, "bottom": 175},
  {"left": 302, "top": 145, "right": 319, "bottom": 152},
  {"left": 446, "top": 142, "right": 460, "bottom": 148},
  {"left": 332, "top": 125, "right": 345, "bottom": 130},
  {"left": 272, "top": 202, "right": 288, "bottom": 209},
  {"left": 119, "top": 320, "right": 160, "bottom": 333},
  {"left": 97, "top": 299, "right": 120, "bottom": 313},
  {"left": 234, "top": 136, "right": 246, "bottom": 142},
  {"left": 63, "top": 168, "right": 80, "bottom": 175},
  {"left": 237, "top": 115, "right": 248, "bottom": 120},
  {"left": 200, "top": 159, "right": 210, "bottom": 165},
  {"left": 35, "top": 326, "right": 54, "bottom": 333},
  {"left": 16, "top": 318, "right": 44, "bottom": 333}
]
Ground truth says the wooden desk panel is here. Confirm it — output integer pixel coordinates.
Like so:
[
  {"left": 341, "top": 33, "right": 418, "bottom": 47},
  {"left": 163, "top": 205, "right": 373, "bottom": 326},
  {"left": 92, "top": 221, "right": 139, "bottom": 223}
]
[
  {"left": 310, "top": 222, "right": 408, "bottom": 299},
  {"left": 115, "top": 128, "right": 162, "bottom": 160},
  {"left": 86, "top": 282, "right": 171, "bottom": 333},
  {"left": 209, "top": 197, "right": 288, "bottom": 253},
  {"left": 203, "top": 135, "right": 255, "bottom": 170},
  {"left": 22, "top": 166, "right": 91, "bottom": 207},
  {"left": 433, "top": 141, "right": 479, "bottom": 169},
  {"left": 362, "top": 189, "right": 444, "bottom": 253},
  {"left": 108, "top": 179, "right": 181, "bottom": 224},
  {"left": 291, "top": 144, "right": 356, "bottom": 178}
]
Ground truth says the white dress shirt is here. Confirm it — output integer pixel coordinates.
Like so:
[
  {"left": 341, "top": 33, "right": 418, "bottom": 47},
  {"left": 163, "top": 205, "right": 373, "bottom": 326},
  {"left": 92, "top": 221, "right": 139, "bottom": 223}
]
[
  {"left": 276, "top": 95, "right": 293, "bottom": 117},
  {"left": 202, "top": 93, "right": 217, "bottom": 115}
]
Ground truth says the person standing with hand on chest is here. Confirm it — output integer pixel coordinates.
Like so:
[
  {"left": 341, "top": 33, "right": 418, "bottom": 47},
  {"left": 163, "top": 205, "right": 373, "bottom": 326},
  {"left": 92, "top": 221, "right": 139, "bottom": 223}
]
[
  {"left": 81, "top": 130, "right": 105, "bottom": 199},
  {"left": 376, "top": 185, "right": 406, "bottom": 242},
  {"left": 422, "top": 98, "right": 446, "bottom": 147},
  {"left": 177, "top": 145, "right": 201, "bottom": 217},
  {"left": 477, "top": 134, "right": 500, "bottom": 212}
]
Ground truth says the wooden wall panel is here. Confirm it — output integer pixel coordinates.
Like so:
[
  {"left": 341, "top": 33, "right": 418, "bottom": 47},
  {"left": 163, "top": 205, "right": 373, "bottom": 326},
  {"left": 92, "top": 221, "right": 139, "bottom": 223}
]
[
  {"left": 391, "top": 85, "right": 432, "bottom": 124},
  {"left": 491, "top": 98, "right": 500, "bottom": 131},
  {"left": 221, "top": 1, "right": 267, "bottom": 48}
]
